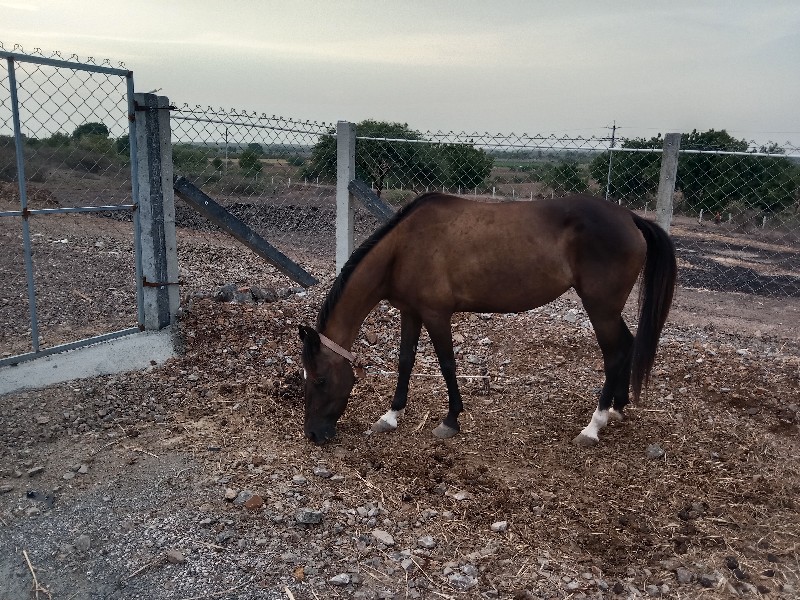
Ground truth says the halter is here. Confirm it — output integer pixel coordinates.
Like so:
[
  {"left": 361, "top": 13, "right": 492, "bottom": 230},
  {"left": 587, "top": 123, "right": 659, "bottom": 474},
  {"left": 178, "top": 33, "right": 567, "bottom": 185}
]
[{"left": 318, "top": 333, "right": 356, "bottom": 364}]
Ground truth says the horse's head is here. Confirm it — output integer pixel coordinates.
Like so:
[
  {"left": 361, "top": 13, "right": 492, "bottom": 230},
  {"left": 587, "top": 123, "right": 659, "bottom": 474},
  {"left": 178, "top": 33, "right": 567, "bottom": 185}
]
[{"left": 298, "top": 326, "right": 356, "bottom": 444}]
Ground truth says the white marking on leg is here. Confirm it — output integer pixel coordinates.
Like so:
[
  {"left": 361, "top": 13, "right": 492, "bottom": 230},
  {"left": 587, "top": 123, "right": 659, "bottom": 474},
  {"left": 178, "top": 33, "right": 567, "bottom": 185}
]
[
  {"left": 578, "top": 409, "right": 610, "bottom": 442},
  {"left": 378, "top": 409, "right": 404, "bottom": 429}
]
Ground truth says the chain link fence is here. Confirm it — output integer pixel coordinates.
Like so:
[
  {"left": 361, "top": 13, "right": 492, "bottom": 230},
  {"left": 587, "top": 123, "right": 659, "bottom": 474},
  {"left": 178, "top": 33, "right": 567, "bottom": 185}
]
[
  {"left": 170, "top": 106, "right": 344, "bottom": 292},
  {"left": 2, "top": 41, "right": 799, "bottom": 368},
  {"left": 0, "top": 43, "right": 139, "bottom": 363},
  {"left": 344, "top": 128, "right": 799, "bottom": 296}
]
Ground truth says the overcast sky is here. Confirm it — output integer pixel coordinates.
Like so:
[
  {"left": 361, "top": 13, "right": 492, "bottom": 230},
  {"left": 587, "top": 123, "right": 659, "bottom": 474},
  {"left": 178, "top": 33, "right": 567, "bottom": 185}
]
[{"left": 2, "top": 0, "right": 799, "bottom": 144}]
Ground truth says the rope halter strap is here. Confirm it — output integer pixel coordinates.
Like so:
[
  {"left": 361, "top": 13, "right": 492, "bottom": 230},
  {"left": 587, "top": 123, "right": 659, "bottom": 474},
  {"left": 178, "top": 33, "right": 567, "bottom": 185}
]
[{"left": 318, "top": 333, "right": 356, "bottom": 364}]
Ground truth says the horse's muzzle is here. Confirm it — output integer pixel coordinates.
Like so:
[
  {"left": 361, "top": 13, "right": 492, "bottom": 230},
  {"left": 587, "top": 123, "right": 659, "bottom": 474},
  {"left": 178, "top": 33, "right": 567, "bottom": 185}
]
[{"left": 305, "top": 423, "right": 336, "bottom": 445}]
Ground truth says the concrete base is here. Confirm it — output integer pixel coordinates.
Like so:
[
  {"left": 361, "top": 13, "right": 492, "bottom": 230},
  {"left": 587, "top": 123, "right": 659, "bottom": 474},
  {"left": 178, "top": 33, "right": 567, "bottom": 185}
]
[{"left": 0, "top": 330, "right": 176, "bottom": 396}]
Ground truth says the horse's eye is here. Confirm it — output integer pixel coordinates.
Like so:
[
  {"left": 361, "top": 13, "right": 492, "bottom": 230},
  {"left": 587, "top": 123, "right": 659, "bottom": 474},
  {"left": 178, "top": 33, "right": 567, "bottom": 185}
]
[{"left": 313, "top": 377, "right": 326, "bottom": 387}]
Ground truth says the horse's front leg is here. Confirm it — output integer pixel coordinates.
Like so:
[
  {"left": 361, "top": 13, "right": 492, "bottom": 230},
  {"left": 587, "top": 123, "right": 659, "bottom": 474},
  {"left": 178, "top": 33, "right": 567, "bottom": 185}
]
[
  {"left": 372, "top": 311, "right": 422, "bottom": 433},
  {"left": 424, "top": 314, "right": 462, "bottom": 439}
]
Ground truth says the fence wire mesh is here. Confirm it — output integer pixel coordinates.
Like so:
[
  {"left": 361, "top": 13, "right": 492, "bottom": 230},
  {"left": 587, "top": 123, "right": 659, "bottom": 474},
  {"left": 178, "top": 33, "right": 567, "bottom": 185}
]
[
  {"left": 0, "top": 43, "right": 138, "bottom": 360},
  {"left": 170, "top": 106, "right": 344, "bottom": 292},
  {"left": 350, "top": 128, "right": 800, "bottom": 297},
  {"left": 2, "top": 40, "right": 800, "bottom": 367}
]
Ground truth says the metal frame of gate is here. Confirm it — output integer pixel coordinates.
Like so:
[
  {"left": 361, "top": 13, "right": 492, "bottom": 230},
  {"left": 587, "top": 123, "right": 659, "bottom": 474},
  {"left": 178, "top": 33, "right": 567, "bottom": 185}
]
[{"left": 0, "top": 50, "right": 143, "bottom": 367}]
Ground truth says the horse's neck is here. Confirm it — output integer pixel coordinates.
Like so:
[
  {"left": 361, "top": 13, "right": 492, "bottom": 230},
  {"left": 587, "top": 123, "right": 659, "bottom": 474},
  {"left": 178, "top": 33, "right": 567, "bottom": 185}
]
[{"left": 323, "top": 247, "right": 390, "bottom": 350}]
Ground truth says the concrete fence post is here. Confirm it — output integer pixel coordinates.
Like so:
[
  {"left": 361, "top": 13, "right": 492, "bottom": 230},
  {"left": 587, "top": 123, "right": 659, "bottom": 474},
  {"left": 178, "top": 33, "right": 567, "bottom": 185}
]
[
  {"left": 655, "top": 132, "right": 681, "bottom": 234},
  {"left": 134, "top": 93, "right": 179, "bottom": 330},
  {"left": 336, "top": 120, "right": 356, "bottom": 274}
]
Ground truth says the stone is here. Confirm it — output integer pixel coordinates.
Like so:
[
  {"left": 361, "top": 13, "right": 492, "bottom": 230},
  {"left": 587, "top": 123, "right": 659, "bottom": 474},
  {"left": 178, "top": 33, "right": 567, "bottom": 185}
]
[
  {"left": 292, "top": 475, "right": 308, "bottom": 485},
  {"left": 0, "top": 484, "right": 14, "bottom": 494},
  {"left": 250, "top": 285, "right": 278, "bottom": 302},
  {"left": 312, "top": 465, "right": 333, "bottom": 479},
  {"left": 448, "top": 572, "right": 477, "bottom": 590},
  {"left": 329, "top": 573, "right": 350, "bottom": 586},
  {"left": 490, "top": 520, "right": 508, "bottom": 532},
  {"left": 417, "top": 535, "right": 436, "bottom": 549},
  {"left": 646, "top": 444, "right": 665, "bottom": 459},
  {"left": 244, "top": 495, "right": 264, "bottom": 510},
  {"left": 27, "top": 466, "right": 45, "bottom": 477},
  {"left": 63, "top": 472, "right": 75, "bottom": 480},
  {"left": 77, "top": 464, "right": 89, "bottom": 475},
  {"left": 75, "top": 534, "right": 91, "bottom": 553},
  {"left": 224, "top": 488, "right": 238, "bottom": 501},
  {"left": 675, "top": 567, "right": 693, "bottom": 584},
  {"left": 295, "top": 508, "right": 323, "bottom": 524},
  {"left": 233, "top": 490, "right": 254, "bottom": 505},
  {"left": 372, "top": 530, "right": 395, "bottom": 546},
  {"left": 165, "top": 549, "right": 185, "bottom": 564}
]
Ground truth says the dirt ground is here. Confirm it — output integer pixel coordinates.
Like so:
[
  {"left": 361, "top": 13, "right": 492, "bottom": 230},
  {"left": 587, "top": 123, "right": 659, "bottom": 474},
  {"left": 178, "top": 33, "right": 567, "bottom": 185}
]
[{"left": 1, "top": 193, "right": 799, "bottom": 599}]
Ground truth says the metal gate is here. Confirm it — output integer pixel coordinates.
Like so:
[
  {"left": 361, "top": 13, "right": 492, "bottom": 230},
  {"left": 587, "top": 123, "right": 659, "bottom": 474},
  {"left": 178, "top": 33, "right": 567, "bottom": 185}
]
[{"left": 0, "top": 47, "right": 143, "bottom": 367}]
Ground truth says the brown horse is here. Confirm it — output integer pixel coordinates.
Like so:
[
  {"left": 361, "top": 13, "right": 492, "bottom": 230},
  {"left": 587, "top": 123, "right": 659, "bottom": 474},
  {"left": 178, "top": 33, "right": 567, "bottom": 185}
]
[{"left": 299, "top": 192, "right": 676, "bottom": 446}]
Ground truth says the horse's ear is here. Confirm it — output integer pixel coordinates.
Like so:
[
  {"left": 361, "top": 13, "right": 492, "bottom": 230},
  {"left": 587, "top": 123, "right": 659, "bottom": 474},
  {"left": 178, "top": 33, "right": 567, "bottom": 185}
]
[{"left": 298, "top": 325, "right": 320, "bottom": 353}]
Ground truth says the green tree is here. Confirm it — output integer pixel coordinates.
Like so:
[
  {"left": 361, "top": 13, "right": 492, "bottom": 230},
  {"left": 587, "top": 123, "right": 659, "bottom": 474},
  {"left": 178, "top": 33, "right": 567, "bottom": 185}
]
[
  {"left": 590, "top": 129, "right": 799, "bottom": 213},
  {"left": 173, "top": 144, "right": 210, "bottom": 174},
  {"left": 542, "top": 162, "right": 588, "bottom": 195},
  {"left": 72, "top": 122, "right": 110, "bottom": 140},
  {"left": 115, "top": 134, "right": 130, "bottom": 156},
  {"left": 239, "top": 147, "right": 263, "bottom": 177},
  {"left": 302, "top": 120, "right": 493, "bottom": 196},
  {"left": 44, "top": 132, "right": 71, "bottom": 148}
]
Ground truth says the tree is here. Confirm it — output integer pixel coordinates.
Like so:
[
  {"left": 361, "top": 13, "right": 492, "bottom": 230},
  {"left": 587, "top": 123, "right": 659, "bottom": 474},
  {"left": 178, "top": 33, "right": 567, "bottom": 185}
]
[
  {"left": 239, "top": 147, "right": 263, "bottom": 177},
  {"left": 115, "top": 134, "right": 130, "bottom": 156},
  {"left": 302, "top": 120, "right": 493, "bottom": 196},
  {"left": 542, "top": 162, "right": 588, "bottom": 195},
  {"left": 589, "top": 129, "right": 799, "bottom": 214},
  {"left": 72, "top": 122, "right": 109, "bottom": 140}
]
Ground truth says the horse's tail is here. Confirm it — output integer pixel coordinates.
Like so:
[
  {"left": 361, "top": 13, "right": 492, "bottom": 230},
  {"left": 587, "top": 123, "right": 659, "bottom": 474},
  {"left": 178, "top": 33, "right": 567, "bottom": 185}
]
[{"left": 630, "top": 215, "right": 677, "bottom": 402}]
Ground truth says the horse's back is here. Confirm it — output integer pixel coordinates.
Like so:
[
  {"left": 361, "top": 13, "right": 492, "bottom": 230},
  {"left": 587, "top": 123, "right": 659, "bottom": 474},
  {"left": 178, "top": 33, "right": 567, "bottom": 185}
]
[{"left": 385, "top": 193, "right": 646, "bottom": 313}]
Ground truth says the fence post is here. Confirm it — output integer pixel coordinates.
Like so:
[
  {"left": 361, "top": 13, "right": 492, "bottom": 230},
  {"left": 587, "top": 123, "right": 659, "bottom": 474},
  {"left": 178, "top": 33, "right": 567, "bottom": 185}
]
[
  {"left": 336, "top": 120, "right": 356, "bottom": 273},
  {"left": 134, "top": 93, "right": 179, "bottom": 330},
  {"left": 655, "top": 132, "right": 681, "bottom": 234}
]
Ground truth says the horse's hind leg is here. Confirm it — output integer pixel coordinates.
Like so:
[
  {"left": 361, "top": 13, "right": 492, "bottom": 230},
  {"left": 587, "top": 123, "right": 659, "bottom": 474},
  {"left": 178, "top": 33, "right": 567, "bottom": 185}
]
[
  {"left": 573, "top": 309, "right": 634, "bottom": 447},
  {"left": 424, "top": 313, "right": 463, "bottom": 439},
  {"left": 372, "top": 311, "right": 422, "bottom": 433}
]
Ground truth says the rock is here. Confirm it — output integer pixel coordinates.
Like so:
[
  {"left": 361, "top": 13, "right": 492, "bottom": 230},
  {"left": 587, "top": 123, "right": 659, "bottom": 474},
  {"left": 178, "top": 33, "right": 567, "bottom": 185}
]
[
  {"left": 224, "top": 488, "right": 238, "bottom": 501},
  {"left": 448, "top": 572, "right": 477, "bottom": 590},
  {"left": 445, "top": 489, "right": 472, "bottom": 501},
  {"left": 77, "top": 464, "right": 89, "bottom": 475},
  {"left": 675, "top": 567, "right": 693, "bottom": 584},
  {"left": 372, "top": 530, "right": 395, "bottom": 546},
  {"left": 244, "top": 495, "right": 264, "bottom": 510},
  {"left": 490, "top": 520, "right": 508, "bottom": 532},
  {"left": 292, "top": 475, "right": 308, "bottom": 485},
  {"left": 698, "top": 573, "right": 717, "bottom": 588},
  {"left": 27, "top": 466, "right": 45, "bottom": 477},
  {"left": 233, "top": 490, "right": 254, "bottom": 506},
  {"left": 329, "top": 573, "right": 351, "bottom": 586},
  {"left": 646, "top": 584, "right": 661, "bottom": 597},
  {"left": 75, "top": 534, "right": 91, "bottom": 553},
  {"left": 646, "top": 444, "right": 665, "bottom": 459},
  {"left": 312, "top": 465, "right": 332, "bottom": 479},
  {"left": 0, "top": 484, "right": 14, "bottom": 494},
  {"left": 165, "top": 549, "right": 185, "bottom": 564},
  {"left": 295, "top": 508, "right": 323, "bottom": 525},
  {"left": 250, "top": 285, "right": 278, "bottom": 302},
  {"left": 213, "top": 284, "right": 237, "bottom": 302},
  {"left": 417, "top": 535, "right": 436, "bottom": 549}
]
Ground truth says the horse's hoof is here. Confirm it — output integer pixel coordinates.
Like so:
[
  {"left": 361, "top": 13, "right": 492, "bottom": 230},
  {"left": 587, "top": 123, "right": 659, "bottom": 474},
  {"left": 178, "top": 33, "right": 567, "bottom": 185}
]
[
  {"left": 572, "top": 433, "right": 599, "bottom": 448},
  {"left": 371, "top": 419, "right": 397, "bottom": 434},
  {"left": 432, "top": 423, "right": 459, "bottom": 439},
  {"left": 609, "top": 409, "right": 625, "bottom": 422}
]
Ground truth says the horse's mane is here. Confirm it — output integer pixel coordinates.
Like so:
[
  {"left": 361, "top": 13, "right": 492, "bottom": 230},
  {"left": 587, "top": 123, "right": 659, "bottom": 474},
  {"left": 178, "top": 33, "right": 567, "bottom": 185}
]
[{"left": 316, "top": 192, "right": 441, "bottom": 331}]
